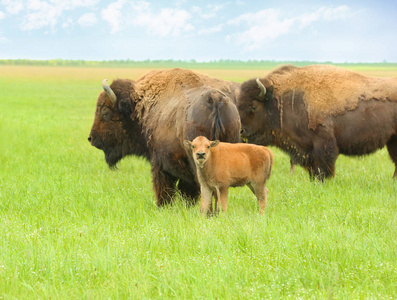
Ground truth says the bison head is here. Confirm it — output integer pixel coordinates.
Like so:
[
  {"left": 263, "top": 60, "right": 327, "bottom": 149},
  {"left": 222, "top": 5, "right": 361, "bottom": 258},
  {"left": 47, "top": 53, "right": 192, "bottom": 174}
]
[
  {"left": 237, "top": 78, "right": 276, "bottom": 146},
  {"left": 88, "top": 79, "right": 147, "bottom": 168}
]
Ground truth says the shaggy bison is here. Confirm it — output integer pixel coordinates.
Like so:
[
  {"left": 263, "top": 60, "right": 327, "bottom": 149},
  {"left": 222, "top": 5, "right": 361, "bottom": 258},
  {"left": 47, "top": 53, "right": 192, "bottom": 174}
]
[
  {"left": 184, "top": 136, "right": 273, "bottom": 215},
  {"left": 88, "top": 68, "right": 241, "bottom": 206},
  {"left": 238, "top": 65, "right": 397, "bottom": 180}
]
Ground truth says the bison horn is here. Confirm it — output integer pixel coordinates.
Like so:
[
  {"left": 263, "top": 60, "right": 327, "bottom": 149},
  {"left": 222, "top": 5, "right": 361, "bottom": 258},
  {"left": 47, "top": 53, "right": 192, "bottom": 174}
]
[
  {"left": 102, "top": 79, "right": 117, "bottom": 104},
  {"left": 256, "top": 78, "right": 266, "bottom": 99}
]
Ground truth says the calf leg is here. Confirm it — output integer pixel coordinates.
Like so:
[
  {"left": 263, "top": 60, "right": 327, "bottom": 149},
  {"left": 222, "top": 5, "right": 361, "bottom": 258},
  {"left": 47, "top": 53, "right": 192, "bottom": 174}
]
[
  {"left": 262, "top": 187, "right": 269, "bottom": 214},
  {"left": 248, "top": 182, "right": 268, "bottom": 215},
  {"left": 205, "top": 192, "right": 218, "bottom": 215},
  {"left": 200, "top": 186, "right": 213, "bottom": 216},
  {"left": 387, "top": 135, "right": 397, "bottom": 178},
  {"left": 212, "top": 191, "right": 219, "bottom": 214},
  {"left": 219, "top": 187, "right": 229, "bottom": 213}
]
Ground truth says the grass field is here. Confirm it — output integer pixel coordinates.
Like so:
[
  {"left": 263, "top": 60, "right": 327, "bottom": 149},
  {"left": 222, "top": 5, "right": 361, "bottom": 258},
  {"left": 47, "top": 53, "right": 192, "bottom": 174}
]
[{"left": 1, "top": 64, "right": 397, "bottom": 299}]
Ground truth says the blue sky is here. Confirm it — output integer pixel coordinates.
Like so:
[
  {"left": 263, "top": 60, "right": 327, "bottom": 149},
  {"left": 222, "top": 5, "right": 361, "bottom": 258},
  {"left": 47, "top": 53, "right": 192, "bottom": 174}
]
[{"left": 0, "top": 0, "right": 396, "bottom": 62}]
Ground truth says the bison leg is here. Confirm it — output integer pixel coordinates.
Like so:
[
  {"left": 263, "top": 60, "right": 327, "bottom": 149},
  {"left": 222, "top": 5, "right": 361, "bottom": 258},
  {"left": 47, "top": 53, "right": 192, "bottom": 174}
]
[
  {"left": 309, "top": 135, "right": 338, "bottom": 181},
  {"left": 309, "top": 160, "right": 335, "bottom": 181},
  {"left": 152, "top": 168, "right": 177, "bottom": 207},
  {"left": 177, "top": 180, "right": 200, "bottom": 206},
  {"left": 314, "top": 158, "right": 336, "bottom": 180},
  {"left": 386, "top": 135, "right": 397, "bottom": 178},
  {"left": 290, "top": 160, "right": 296, "bottom": 174},
  {"left": 290, "top": 155, "right": 298, "bottom": 174}
]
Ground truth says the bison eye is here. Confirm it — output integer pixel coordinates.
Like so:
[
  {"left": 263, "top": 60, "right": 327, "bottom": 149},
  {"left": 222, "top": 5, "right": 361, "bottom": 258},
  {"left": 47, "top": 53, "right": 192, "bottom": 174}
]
[
  {"left": 251, "top": 105, "right": 257, "bottom": 111},
  {"left": 101, "top": 106, "right": 113, "bottom": 121}
]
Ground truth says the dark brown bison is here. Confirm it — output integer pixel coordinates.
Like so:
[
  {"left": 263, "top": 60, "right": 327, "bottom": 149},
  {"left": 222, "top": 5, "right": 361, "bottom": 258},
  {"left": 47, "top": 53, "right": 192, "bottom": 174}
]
[
  {"left": 88, "top": 68, "right": 241, "bottom": 205},
  {"left": 238, "top": 65, "right": 397, "bottom": 180}
]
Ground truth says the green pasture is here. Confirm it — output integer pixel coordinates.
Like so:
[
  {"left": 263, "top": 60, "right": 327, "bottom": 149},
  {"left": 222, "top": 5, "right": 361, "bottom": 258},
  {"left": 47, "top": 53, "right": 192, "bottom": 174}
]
[{"left": 1, "top": 64, "right": 397, "bottom": 299}]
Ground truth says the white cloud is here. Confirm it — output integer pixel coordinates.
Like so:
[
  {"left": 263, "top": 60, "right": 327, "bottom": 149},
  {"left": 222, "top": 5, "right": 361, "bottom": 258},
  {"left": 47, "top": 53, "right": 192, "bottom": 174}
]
[
  {"left": 62, "top": 17, "right": 74, "bottom": 29},
  {"left": 101, "top": 0, "right": 126, "bottom": 33},
  {"left": 134, "top": 7, "right": 194, "bottom": 37},
  {"left": 198, "top": 25, "right": 223, "bottom": 35},
  {"left": 1, "top": 0, "right": 24, "bottom": 14},
  {"left": 77, "top": 12, "right": 97, "bottom": 27},
  {"left": 14, "top": 0, "right": 99, "bottom": 31},
  {"left": 228, "top": 6, "right": 353, "bottom": 50},
  {"left": 101, "top": 1, "right": 194, "bottom": 37},
  {"left": 207, "top": 4, "right": 224, "bottom": 13},
  {"left": 0, "top": 11, "right": 5, "bottom": 19},
  {"left": 21, "top": 1, "right": 60, "bottom": 30},
  {"left": 322, "top": 5, "right": 350, "bottom": 20},
  {"left": 191, "top": 3, "right": 224, "bottom": 19}
]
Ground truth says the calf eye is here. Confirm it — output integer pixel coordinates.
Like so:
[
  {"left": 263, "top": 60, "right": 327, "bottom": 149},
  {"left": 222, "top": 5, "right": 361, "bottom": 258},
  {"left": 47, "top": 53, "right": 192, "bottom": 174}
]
[{"left": 192, "top": 145, "right": 195, "bottom": 149}]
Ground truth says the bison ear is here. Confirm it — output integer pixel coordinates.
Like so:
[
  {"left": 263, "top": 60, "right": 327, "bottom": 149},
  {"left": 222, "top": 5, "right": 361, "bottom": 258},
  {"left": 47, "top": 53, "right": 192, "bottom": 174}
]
[
  {"left": 210, "top": 140, "right": 220, "bottom": 148},
  {"left": 183, "top": 140, "right": 192, "bottom": 149},
  {"left": 117, "top": 98, "right": 132, "bottom": 115}
]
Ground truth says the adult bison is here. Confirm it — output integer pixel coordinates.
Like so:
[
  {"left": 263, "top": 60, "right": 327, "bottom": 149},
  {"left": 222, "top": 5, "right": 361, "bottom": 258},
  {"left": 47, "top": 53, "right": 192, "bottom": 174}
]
[
  {"left": 238, "top": 65, "right": 397, "bottom": 180},
  {"left": 88, "top": 68, "right": 241, "bottom": 205}
]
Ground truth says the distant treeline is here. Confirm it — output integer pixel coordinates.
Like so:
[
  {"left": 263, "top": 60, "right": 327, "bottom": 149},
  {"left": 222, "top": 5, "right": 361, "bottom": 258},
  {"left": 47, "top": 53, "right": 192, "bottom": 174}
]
[{"left": 1, "top": 59, "right": 396, "bottom": 69}]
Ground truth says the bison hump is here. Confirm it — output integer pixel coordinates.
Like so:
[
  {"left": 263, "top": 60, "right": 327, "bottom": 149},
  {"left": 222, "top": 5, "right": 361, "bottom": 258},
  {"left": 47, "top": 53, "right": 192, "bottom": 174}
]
[{"left": 268, "top": 65, "right": 397, "bottom": 130}]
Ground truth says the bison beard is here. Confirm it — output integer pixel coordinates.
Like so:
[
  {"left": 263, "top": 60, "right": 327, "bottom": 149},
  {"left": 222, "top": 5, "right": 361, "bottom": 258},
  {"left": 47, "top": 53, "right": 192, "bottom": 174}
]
[
  {"left": 238, "top": 65, "right": 397, "bottom": 180},
  {"left": 88, "top": 68, "right": 241, "bottom": 206}
]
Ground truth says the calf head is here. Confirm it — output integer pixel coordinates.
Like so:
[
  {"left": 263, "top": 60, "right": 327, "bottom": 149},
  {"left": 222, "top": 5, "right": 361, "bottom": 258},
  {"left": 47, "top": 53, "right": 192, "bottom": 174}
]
[{"left": 184, "top": 136, "right": 219, "bottom": 168}]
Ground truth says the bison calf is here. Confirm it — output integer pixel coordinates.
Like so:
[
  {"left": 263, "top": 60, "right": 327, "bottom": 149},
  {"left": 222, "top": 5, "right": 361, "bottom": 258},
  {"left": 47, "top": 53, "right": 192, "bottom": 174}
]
[{"left": 184, "top": 136, "right": 274, "bottom": 215}]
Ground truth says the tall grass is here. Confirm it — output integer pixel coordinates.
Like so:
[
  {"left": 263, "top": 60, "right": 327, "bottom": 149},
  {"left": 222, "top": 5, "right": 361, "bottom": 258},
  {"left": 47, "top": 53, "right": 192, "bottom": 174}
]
[{"left": 1, "top": 65, "right": 397, "bottom": 299}]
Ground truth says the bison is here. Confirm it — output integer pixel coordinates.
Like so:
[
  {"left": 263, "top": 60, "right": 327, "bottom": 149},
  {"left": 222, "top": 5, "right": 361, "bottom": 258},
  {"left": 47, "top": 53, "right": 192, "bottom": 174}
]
[
  {"left": 238, "top": 65, "right": 397, "bottom": 180},
  {"left": 184, "top": 136, "right": 274, "bottom": 215},
  {"left": 88, "top": 68, "right": 241, "bottom": 206}
]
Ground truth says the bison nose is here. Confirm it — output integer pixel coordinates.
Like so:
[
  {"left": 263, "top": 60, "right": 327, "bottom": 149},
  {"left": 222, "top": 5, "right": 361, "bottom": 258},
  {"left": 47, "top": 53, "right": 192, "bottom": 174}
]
[
  {"left": 88, "top": 136, "right": 92, "bottom": 142},
  {"left": 240, "top": 128, "right": 245, "bottom": 135},
  {"left": 197, "top": 152, "right": 205, "bottom": 160}
]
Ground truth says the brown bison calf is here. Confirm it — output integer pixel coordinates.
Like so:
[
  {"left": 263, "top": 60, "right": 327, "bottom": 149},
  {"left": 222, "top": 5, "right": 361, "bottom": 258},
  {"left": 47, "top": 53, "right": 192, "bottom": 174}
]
[{"left": 184, "top": 136, "right": 274, "bottom": 215}]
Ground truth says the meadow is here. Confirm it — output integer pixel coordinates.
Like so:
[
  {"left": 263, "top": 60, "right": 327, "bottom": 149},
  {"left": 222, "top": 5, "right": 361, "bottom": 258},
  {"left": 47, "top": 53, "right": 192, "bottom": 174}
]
[{"left": 1, "top": 63, "right": 397, "bottom": 299}]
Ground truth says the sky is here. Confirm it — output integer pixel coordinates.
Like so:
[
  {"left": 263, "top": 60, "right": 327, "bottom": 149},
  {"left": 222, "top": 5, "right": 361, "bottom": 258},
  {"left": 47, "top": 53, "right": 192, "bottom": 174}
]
[{"left": 0, "top": 0, "right": 396, "bottom": 62}]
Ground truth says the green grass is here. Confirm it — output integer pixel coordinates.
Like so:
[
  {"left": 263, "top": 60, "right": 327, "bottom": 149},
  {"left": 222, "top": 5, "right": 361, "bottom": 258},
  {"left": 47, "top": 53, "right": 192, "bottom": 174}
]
[{"left": 1, "top": 65, "right": 397, "bottom": 299}]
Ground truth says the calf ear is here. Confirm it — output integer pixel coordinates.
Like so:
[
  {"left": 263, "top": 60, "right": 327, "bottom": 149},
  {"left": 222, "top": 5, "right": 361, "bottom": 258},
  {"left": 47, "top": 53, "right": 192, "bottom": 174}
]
[
  {"left": 117, "top": 98, "right": 132, "bottom": 115},
  {"left": 183, "top": 140, "right": 192, "bottom": 149},
  {"left": 210, "top": 140, "right": 220, "bottom": 148}
]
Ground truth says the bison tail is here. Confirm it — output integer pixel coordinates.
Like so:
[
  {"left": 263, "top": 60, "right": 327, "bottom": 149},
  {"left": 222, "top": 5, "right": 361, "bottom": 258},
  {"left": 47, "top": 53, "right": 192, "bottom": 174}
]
[{"left": 210, "top": 100, "right": 226, "bottom": 140}]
